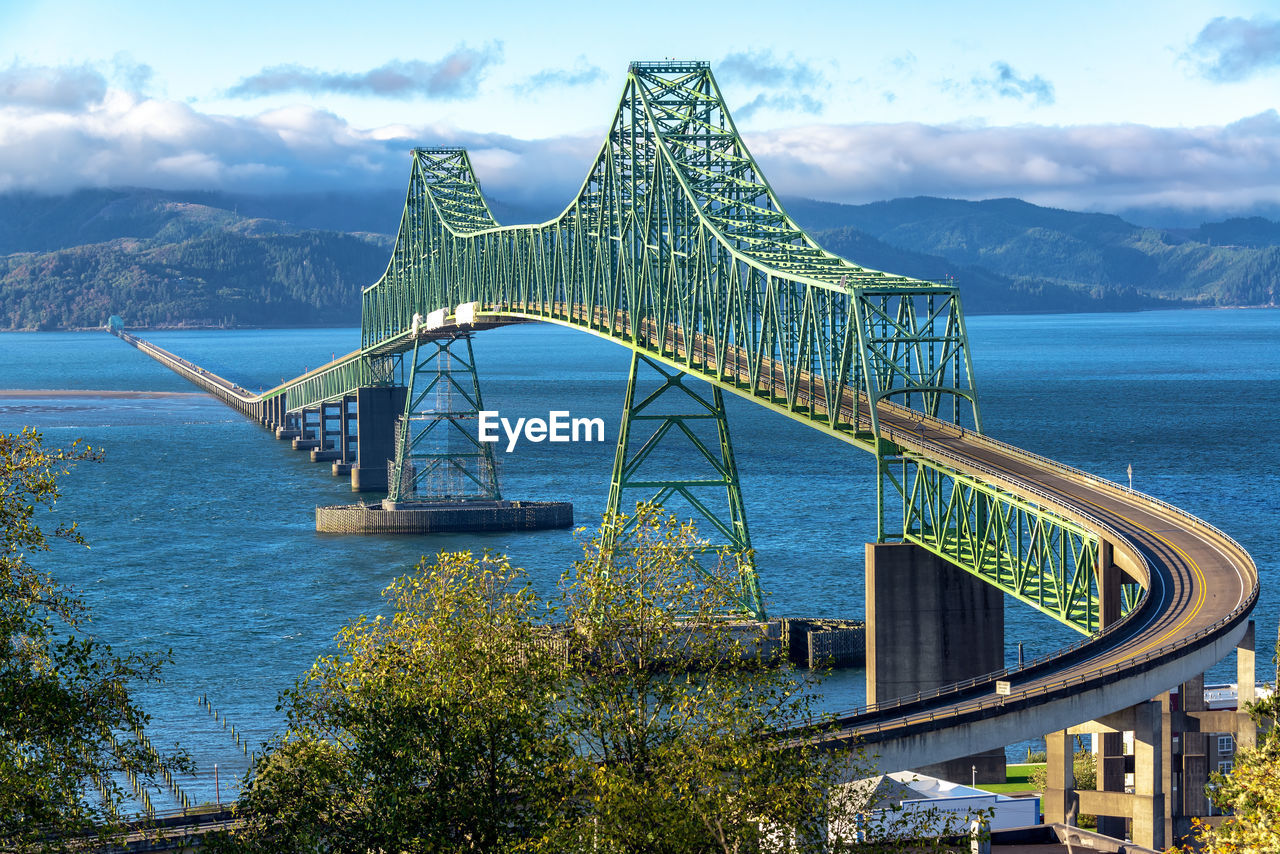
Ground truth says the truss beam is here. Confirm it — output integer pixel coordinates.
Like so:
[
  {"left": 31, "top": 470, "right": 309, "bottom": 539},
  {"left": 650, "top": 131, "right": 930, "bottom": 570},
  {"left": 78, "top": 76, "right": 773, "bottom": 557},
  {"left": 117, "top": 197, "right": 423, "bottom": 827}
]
[{"left": 606, "top": 353, "right": 764, "bottom": 619}]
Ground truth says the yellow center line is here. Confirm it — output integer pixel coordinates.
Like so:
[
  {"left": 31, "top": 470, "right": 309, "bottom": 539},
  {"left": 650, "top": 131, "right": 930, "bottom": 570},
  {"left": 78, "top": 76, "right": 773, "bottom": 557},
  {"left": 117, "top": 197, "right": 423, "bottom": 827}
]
[
  {"left": 945, "top": 437, "right": 1209, "bottom": 660},
  {"left": 1068, "top": 490, "right": 1207, "bottom": 659}
]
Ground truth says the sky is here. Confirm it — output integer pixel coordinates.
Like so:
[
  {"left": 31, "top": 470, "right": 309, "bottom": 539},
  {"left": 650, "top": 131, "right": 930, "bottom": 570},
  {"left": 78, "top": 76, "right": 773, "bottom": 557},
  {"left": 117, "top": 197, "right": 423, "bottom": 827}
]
[{"left": 2, "top": 0, "right": 1279, "bottom": 222}]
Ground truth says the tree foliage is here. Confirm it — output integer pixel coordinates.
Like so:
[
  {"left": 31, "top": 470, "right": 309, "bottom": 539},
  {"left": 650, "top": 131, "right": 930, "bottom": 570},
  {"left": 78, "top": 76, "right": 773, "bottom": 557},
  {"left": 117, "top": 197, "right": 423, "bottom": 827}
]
[
  {"left": 1029, "top": 743, "right": 1096, "bottom": 792},
  {"left": 0, "top": 428, "right": 185, "bottom": 850},
  {"left": 1189, "top": 640, "right": 1280, "bottom": 854},
  {"left": 224, "top": 551, "right": 571, "bottom": 852},
  {"left": 552, "top": 507, "right": 834, "bottom": 853},
  {"left": 225, "top": 505, "right": 990, "bottom": 852}
]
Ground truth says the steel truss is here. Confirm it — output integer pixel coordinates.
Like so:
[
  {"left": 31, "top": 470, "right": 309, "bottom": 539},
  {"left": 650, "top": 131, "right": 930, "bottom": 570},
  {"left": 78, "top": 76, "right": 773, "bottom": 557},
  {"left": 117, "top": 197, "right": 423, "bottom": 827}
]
[
  {"left": 251, "top": 60, "right": 1138, "bottom": 627},
  {"left": 387, "top": 334, "right": 500, "bottom": 503},
  {"left": 607, "top": 353, "right": 764, "bottom": 619},
  {"left": 883, "top": 448, "right": 1138, "bottom": 634}
]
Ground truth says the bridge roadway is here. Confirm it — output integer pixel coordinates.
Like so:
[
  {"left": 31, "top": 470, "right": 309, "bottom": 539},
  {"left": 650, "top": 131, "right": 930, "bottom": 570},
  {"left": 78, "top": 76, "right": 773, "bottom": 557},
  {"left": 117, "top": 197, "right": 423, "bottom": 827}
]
[
  {"left": 812, "top": 403, "right": 1256, "bottom": 772},
  {"left": 115, "top": 308, "right": 1258, "bottom": 775}
]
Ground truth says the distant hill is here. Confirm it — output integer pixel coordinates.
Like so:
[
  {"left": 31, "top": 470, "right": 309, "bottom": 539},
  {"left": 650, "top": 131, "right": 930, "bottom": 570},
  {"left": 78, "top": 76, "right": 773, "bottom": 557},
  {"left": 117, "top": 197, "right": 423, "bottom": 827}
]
[
  {"left": 785, "top": 196, "right": 1280, "bottom": 307},
  {"left": 806, "top": 226, "right": 1176, "bottom": 315},
  {"left": 0, "top": 188, "right": 1274, "bottom": 330}
]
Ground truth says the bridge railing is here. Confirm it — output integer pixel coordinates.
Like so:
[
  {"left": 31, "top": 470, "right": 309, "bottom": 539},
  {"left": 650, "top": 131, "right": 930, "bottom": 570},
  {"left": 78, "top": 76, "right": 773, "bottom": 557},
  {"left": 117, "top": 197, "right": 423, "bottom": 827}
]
[
  {"left": 811, "top": 578, "right": 1257, "bottom": 736},
  {"left": 965, "top": 424, "right": 1259, "bottom": 578},
  {"left": 875, "top": 401, "right": 1155, "bottom": 590},
  {"left": 803, "top": 579, "right": 1151, "bottom": 727}
]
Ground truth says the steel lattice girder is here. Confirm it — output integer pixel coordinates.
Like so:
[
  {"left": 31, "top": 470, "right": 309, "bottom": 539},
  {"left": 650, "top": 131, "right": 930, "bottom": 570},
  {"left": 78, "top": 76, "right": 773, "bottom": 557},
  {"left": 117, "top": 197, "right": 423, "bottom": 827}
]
[
  {"left": 606, "top": 352, "right": 764, "bottom": 619},
  {"left": 886, "top": 450, "right": 1119, "bottom": 635},
  {"left": 252, "top": 60, "right": 1149, "bottom": 628},
  {"left": 388, "top": 334, "right": 501, "bottom": 503},
  {"left": 357, "top": 64, "right": 981, "bottom": 452}
]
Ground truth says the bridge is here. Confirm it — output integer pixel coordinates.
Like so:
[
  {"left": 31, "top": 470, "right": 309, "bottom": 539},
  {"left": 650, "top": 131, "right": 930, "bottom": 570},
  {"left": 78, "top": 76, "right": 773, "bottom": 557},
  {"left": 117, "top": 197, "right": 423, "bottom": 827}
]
[{"left": 111, "top": 61, "right": 1258, "bottom": 849}]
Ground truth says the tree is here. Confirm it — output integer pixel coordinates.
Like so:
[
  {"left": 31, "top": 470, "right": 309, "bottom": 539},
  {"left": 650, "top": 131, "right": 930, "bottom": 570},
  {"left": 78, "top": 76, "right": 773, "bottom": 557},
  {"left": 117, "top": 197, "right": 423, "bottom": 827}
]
[
  {"left": 0, "top": 428, "right": 185, "bottom": 850},
  {"left": 226, "top": 505, "right": 989, "bottom": 852},
  {"left": 223, "top": 551, "right": 571, "bottom": 853},
  {"left": 551, "top": 505, "right": 838, "bottom": 853},
  {"left": 1189, "top": 637, "right": 1280, "bottom": 854}
]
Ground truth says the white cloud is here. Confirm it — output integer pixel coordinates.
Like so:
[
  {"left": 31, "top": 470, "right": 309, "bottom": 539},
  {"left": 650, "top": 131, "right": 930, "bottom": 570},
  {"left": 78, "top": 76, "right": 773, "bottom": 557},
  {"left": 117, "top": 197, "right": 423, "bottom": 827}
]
[
  {"left": 1184, "top": 15, "right": 1280, "bottom": 82},
  {"left": 1, "top": 63, "right": 1279, "bottom": 221},
  {"left": 744, "top": 113, "right": 1280, "bottom": 215}
]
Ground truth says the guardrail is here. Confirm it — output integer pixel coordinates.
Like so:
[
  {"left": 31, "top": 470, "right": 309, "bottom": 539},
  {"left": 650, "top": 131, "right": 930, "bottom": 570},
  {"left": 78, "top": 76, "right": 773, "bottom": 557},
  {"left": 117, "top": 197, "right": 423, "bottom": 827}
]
[
  {"left": 781, "top": 400, "right": 1257, "bottom": 736},
  {"left": 821, "top": 579, "right": 1256, "bottom": 738}
]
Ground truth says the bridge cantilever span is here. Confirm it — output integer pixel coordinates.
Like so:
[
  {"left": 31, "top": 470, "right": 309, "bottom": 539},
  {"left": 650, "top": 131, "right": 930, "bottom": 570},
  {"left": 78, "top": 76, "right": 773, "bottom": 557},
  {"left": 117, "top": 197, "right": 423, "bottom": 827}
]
[{"left": 113, "top": 60, "right": 1259, "bottom": 833}]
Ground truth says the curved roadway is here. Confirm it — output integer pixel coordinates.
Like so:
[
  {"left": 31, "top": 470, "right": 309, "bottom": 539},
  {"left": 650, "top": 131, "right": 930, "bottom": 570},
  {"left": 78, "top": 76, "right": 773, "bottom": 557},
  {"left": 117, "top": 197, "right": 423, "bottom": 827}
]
[{"left": 496, "top": 308, "right": 1259, "bottom": 768}]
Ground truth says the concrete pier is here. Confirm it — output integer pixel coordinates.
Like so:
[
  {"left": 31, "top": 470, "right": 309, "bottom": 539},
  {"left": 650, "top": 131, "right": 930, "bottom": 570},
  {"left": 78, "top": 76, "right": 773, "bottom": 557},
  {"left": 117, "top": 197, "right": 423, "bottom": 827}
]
[
  {"left": 865, "top": 542, "right": 1005, "bottom": 783},
  {"left": 350, "top": 386, "right": 407, "bottom": 492},
  {"left": 316, "top": 499, "right": 573, "bottom": 534}
]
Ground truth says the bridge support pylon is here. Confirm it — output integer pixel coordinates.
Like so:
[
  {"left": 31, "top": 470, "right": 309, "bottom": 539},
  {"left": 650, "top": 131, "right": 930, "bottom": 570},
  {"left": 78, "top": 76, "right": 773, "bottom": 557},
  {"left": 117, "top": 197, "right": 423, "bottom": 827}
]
[
  {"left": 315, "top": 331, "right": 572, "bottom": 534},
  {"left": 606, "top": 353, "right": 764, "bottom": 620},
  {"left": 349, "top": 386, "right": 408, "bottom": 492},
  {"left": 386, "top": 332, "right": 500, "bottom": 504},
  {"left": 864, "top": 542, "right": 1005, "bottom": 782}
]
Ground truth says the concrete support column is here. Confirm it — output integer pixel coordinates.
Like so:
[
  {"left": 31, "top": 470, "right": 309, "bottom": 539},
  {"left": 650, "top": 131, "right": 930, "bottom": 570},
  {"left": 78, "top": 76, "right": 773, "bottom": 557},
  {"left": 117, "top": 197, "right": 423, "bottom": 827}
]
[
  {"left": 1043, "top": 730, "right": 1076, "bottom": 826},
  {"left": 865, "top": 543, "right": 1005, "bottom": 783},
  {"left": 1095, "top": 732, "right": 1127, "bottom": 839},
  {"left": 320, "top": 401, "right": 338, "bottom": 450},
  {"left": 341, "top": 395, "right": 356, "bottom": 462},
  {"left": 1237, "top": 620, "right": 1256, "bottom": 749},
  {"left": 1132, "top": 700, "right": 1165, "bottom": 851},
  {"left": 1097, "top": 541, "right": 1122, "bottom": 630},
  {"left": 1158, "top": 691, "right": 1175, "bottom": 846},
  {"left": 1181, "top": 674, "right": 1208, "bottom": 827},
  {"left": 1095, "top": 542, "right": 1127, "bottom": 839},
  {"left": 351, "top": 386, "right": 408, "bottom": 492}
]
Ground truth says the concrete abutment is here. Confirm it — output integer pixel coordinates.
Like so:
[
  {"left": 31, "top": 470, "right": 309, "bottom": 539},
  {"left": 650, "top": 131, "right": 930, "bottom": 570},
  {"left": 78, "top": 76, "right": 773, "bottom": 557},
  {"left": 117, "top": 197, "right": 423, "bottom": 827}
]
[{"left": 865, "top": 542, "right": 1006, "bottom": 784}]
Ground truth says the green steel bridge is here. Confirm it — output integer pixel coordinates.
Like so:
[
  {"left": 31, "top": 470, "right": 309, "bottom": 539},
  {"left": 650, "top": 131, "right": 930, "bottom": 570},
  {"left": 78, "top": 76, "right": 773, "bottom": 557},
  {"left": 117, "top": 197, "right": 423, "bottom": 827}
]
[{"left": 114, "top": 61, "right": 1258, "bottom": 844}]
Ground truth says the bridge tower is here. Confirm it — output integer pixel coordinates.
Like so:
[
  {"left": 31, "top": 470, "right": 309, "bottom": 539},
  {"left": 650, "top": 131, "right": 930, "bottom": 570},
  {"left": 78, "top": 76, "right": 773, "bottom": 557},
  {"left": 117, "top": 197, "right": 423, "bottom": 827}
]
[
  {"left": 314, "top": 325, "right": 573, "bottom": 535},
  {"left": 385, "top": 333, "right": 501, "bottom": 505},
  {"left": 606, "top": 353, "right": 764, "bottom": 619}
]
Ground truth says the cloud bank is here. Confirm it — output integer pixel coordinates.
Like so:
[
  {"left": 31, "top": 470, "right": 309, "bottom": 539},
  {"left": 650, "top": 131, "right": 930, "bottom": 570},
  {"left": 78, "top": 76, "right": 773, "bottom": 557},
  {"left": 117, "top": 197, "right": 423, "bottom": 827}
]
[
  {"left": 0, "top": 62, "right": 109, "bottom": 110},
  {"left": 748, "top": 112, "right": 1280, "bottom": 215},
  {"left": 2, "top": 63, "right": 1280, "bottom": 221},
  {"left": 227, "top": 44, "right": 502, "bottom": 99}
]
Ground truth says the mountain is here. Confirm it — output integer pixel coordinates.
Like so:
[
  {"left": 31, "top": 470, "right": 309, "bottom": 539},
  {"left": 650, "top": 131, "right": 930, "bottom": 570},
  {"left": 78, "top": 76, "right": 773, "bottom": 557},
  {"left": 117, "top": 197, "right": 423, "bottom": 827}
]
[
  {"left": 0, "top": 188, "right": 1274, "bottom": 330},
  {"left": 786, "top": 196, "right": 1280, "bottom": 307},
  {"left": 806, "top": 227, "right": 1175, "bottom": 315},
  {"left": 0, "top": 230, "right": 389, "bottom": 329}
]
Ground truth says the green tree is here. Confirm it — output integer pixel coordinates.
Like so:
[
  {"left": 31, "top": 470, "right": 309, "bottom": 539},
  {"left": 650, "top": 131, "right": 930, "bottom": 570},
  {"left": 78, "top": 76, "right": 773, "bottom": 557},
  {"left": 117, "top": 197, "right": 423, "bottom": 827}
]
[
  {"left": 1029, "top": 742, "right": 1096, "bottom": 793},
  {"left": 1189, "top": 638, "right": 1280, "bottom": 854},
  {"left": 552, "top": 505, "right": 836, "bottom": 853},
  {"left": 226, "top": 505, "right": 990, "bottom": 852},
  {"left": 0, "top": 428, "right": 185, "bottom": 850},
  {"left": 224, "top": 551, "right": 571, "bottom": 853}
]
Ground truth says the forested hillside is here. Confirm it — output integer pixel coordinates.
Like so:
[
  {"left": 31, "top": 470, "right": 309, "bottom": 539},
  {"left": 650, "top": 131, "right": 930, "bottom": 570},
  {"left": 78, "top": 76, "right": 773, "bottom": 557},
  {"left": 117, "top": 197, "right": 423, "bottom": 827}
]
[
  {"left": 788, "top": 196, "right": 1280, "bottom": 307},
  {"left": 0, "top": 227, "right": 388, "bottom": 329},
  {"left": 0, "top": 188, "right": 1275, "bottom": 330}
]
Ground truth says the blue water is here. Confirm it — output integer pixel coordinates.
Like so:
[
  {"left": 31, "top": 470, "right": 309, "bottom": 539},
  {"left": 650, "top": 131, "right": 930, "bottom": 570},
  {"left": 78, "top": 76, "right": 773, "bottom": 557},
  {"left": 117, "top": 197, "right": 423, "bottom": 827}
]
[{"left": 0, "top": 308, "right": 1276, "bottom": 804}]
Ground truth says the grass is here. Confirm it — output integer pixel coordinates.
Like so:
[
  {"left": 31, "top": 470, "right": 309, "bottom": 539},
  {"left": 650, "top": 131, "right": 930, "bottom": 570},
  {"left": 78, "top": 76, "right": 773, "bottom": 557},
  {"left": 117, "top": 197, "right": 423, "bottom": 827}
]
[{"left": 980, "top": 762, "right": 1044, "bottom": 794}]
